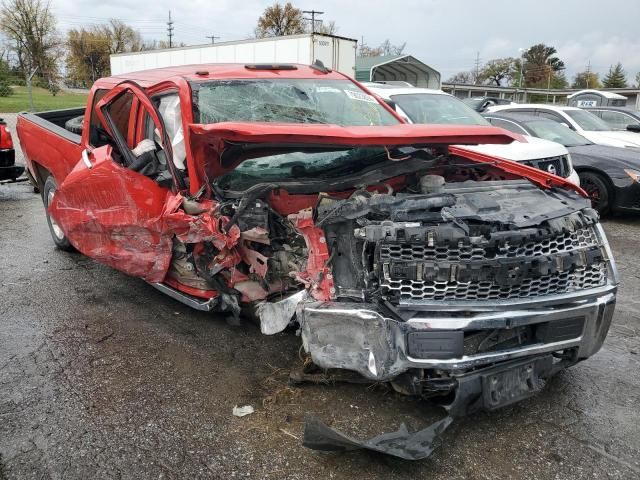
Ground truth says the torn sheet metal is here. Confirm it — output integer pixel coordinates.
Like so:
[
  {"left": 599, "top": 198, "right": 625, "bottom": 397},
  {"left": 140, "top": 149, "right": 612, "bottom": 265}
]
[
  {"left": 288, "top": 208, "right": 334, "bottom": 301},
  {"left": 257, "top": 290, "right": 308, "bottom": 335},
  {"left": 50, "top": 154, "right": 242, "bottom": 283},
  {"left": 303, "top": 415, "right": 453, "bottom": 460}
]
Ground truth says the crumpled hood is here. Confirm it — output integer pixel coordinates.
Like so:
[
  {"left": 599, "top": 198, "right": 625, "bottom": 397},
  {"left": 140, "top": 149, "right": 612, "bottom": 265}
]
[{"left": 187, "top": 122, "right": 517, "bottom": 178}]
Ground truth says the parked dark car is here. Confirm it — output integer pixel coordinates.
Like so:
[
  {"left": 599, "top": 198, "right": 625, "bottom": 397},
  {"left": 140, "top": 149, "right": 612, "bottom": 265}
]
[
  {"left": 484, "top": 112, "right": 640, "bottom": 214},
  {"left": 0, "top": 118, "right": 23, "bottom": 182},
  {"left": 584, "top": 106, "right": 640, "bottom": 132}
]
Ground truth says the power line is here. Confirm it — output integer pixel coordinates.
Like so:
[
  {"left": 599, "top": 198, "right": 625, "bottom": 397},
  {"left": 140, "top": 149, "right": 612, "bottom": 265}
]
[
  {"left": 167, "top": 10, "right": 174, "bottom": 48},
  {"left": 302, "top": 10, "right": 324, "bottom": 34}
]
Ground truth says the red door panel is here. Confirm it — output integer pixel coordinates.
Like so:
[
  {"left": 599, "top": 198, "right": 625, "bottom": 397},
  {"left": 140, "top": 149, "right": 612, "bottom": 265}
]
[{"left": 49, "top": 145, "right": 173, "bottom": 282}]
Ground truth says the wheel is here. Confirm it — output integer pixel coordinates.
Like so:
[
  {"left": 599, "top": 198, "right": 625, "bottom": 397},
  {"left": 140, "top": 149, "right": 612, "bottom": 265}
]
[
  {"left": 579, "top": 171, "right": 611, "bottom": 215},
  {"left": 43, "top": 176, "right": 74, "bottom": 251},
  {"left": 64, "top": 115, "right": 84, "bottom": 135}
]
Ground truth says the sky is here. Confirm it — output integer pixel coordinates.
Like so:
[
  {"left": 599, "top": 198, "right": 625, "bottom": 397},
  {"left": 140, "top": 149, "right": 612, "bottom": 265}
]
[{"left": 51, "top": 0, "right": 640, "bottom": 83}]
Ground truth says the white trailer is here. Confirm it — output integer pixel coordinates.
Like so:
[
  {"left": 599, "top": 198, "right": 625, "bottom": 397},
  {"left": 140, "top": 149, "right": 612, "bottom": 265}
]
[{"left": 110, "top": 33, "right": 358, "bottom": 77}]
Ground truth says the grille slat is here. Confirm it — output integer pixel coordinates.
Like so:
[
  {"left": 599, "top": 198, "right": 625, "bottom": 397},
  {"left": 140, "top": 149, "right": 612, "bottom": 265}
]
[
  {"left": 379, "top": 227, "right": 599, "bottom": 263},
  {"left": 379, "top": 226, "right": 607, "bottom": 302},
  {"left": 385, "top": 264, "right": 606, "bottom": 301}
]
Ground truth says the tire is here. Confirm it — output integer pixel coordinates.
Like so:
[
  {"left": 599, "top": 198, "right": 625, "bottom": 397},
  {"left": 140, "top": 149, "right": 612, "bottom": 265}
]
[
  {"left": 64, "top": 115, "right": 84, "bottom": 135},
  {"left": 43, "top": 176, "right": 75, "bottom": 251},
  {"left": 579, "top": 171, "right": 611, "bottom": 215}
]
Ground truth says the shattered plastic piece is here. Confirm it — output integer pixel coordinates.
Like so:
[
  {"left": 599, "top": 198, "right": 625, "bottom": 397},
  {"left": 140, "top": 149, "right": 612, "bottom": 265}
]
[
  {"left": 232, "top": 405, "right": 254, "bottom": 417},
  {"left": 257, "top": 290, "right": 308, "bottom": 335},
  {"left": 303, "top": 415, "right": 453, "bottom": 461}
]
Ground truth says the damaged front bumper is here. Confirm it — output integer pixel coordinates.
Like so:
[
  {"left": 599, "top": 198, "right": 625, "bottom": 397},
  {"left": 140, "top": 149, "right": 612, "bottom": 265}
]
[{"left": 299, "top": 283, "right": 617, "bottom": 382}]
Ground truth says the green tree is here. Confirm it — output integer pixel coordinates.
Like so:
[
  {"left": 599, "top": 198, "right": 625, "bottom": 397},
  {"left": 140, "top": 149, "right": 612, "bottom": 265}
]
[
  {"left": 255, "top": 2, "right": 305, "bottom": 38},
  {"left": 602, "top": 62, "right": 628, "bottom": 88},
  {"left": 479, "top": 57, "right": 518, "bottom": 86},
  {"left": 572, "top": 70, "right": 601, "bottom": 89},
  {"left": 522, "top": 43, "right": 565, "bottom": 87},
  {"left": 0, "top": 58, "right": 13, "bottom": 96},
  {"left": 0, "top": 0, "right": 62, "bottom": 85}
]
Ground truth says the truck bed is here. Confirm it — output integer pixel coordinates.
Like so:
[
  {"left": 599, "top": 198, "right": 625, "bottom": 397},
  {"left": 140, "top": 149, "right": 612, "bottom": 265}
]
[{"left": 17, "top": 107, "right": 87, "bottom": 188}]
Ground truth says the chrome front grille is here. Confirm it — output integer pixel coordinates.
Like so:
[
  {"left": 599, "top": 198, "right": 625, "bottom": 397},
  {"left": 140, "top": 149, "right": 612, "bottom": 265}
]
[
  {"left": 378, "top": 225, "right": 608, "bottom": 303},
  {"left": 384, "top": 263, "right": 607, "bottom": 301},
  {"left": 378, "top": 227, "right": 599, "bottom": 263}
]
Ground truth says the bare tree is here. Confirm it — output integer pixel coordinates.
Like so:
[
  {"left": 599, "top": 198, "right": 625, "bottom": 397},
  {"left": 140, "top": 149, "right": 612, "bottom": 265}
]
[
  {"left": 255, "top": 2, "right": 305, "bottom": 38},
  {"left": 446, "top": 71, "right": 474, "bottom": 84},
  {"left": 0, "top": 0, "right": 62, "bottom": 83},
  {"left": 314, "top": 20, "right": 337, "bottom": 35},
  {"left": 99, "top": 19, "right": 144, "bottom": 54},
  {"left": 66, "top": 20, "right": 146, "bottom": 87},
  {"left": 359, "top": 39, "right": 406, "bottom": 57}
]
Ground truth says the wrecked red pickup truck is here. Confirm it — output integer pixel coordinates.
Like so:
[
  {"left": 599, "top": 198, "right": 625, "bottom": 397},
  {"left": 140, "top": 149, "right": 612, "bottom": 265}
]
[{"left": 17, "top": 64, "right": 618, "bottom": 459}]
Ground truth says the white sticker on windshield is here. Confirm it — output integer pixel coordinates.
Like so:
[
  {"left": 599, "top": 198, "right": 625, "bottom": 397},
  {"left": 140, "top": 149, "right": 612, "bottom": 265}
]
[
  {"left": 344, "top": 90, "right": 378, "bottom": 103},
  {"left": 316, "top": 86, "right": 341, "bottom": 93}
]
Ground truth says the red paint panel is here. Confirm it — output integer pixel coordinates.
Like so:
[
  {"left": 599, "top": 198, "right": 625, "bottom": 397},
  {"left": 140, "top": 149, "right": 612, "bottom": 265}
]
[
  {"left": 49, "top": 146, "right": 173, "bottom": 282},
  {"left": 288, "top": 209, "right": 334, "bottom": 301},
  {"left": 188, "top": 122, "right": 518, "bottom": 178}
]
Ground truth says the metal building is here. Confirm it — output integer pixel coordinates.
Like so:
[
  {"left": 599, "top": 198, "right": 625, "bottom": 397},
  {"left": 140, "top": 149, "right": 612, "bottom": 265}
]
[{"left": 355, "top": 55, "right": 441, "bottom": 89}]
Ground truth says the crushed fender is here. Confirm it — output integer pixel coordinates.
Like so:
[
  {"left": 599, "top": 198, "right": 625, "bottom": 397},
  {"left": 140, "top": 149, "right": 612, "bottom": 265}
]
[{"left": 302, "top": 415, "right": 453, "bottom": 461}]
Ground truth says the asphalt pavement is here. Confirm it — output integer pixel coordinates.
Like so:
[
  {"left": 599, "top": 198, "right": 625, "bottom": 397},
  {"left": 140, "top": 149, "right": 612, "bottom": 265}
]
[{"left": 1, "top": 113, "right": 639, "bottom": 479}]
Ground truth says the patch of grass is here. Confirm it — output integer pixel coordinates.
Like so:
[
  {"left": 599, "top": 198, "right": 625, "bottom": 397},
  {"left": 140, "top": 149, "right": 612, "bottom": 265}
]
[{"left": 0, "top": 85, "right": 88, "bottom": 113}]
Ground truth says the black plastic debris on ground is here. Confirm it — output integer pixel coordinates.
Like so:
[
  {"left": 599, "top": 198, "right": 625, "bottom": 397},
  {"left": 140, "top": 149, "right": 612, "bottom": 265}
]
[{"left": 302, "top": 415, "right": 453, "bottom": 461}]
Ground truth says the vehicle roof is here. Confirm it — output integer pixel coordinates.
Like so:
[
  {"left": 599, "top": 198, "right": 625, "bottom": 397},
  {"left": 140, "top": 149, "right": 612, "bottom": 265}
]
[
  {"left": 489, "top": 104, "right": 581, "bottom": 113},
  {"left": 585, "top": 106, "right": 639, "bottom": 114},
  {"left": 567, "top": 89, "right": 627, "bottom": 100},
  {"left": 363, "top": 83, "right": 448, "bottom": 98},
  {"left": 94, "top": 63, "right": 348, "bottom": 89},
  {"left": 483, "top": 112, "right": 540, "bottom": 124}
]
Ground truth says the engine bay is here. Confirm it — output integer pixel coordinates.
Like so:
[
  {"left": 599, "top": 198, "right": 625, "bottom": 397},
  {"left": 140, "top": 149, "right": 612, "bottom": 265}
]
[{"left": 163, "top": 153, "right": 602, "bottom": 326}]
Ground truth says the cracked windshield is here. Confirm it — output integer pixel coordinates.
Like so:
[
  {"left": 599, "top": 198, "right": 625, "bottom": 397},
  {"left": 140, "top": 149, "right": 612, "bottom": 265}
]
[{"left": 191, "top": 79, "right": 398, "bottom": 126}]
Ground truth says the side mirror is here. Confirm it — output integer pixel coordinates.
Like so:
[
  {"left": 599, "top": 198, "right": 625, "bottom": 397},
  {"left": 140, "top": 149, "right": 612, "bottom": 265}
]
[{"left": 626, "top": 124, "right": 640, "bottom": 133}]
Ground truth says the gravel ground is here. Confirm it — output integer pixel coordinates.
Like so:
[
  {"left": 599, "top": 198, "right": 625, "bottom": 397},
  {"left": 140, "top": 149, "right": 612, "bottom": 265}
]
[{"left": 1, "top": 113, "right": 639, "bottom": 479}]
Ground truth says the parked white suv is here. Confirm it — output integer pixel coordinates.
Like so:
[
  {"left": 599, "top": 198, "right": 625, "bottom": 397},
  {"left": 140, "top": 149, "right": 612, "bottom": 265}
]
[
  {"left": 365, "top": 84, "right": 580, "bottom": 186},
  {"left": 487, "top": 104, "right": 640, "bottom": 148}
]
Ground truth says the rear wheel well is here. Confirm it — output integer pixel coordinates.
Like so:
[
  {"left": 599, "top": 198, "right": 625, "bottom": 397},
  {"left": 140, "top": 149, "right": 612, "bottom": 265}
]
[{"left": 30, "top": 162, "right": 52, "bottom": 199}]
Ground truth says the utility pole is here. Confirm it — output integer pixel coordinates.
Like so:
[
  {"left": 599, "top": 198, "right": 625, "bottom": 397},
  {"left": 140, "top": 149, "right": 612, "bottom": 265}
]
[
  {"left": 586, "top": 60, "right": 592, "bottom": 88},
  {"left": 167, "top": 10, "right": 174, "bottom": 48},
  {"left": 517, "top": 48, "right": 525, "bottom": 103},
  {"left": 303, "top": 10, "right": 324, "bottom": 33},
  {"left": 473, "top": 51, "right": 481, "bottom": 85},
  {"left": 206, "top": 35, "right": 220, "bottom": 44}
]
